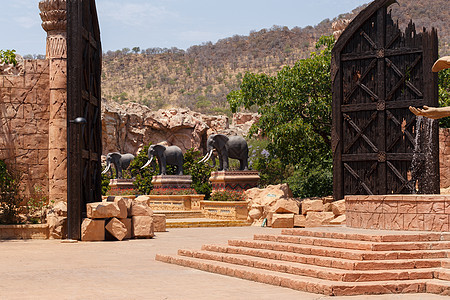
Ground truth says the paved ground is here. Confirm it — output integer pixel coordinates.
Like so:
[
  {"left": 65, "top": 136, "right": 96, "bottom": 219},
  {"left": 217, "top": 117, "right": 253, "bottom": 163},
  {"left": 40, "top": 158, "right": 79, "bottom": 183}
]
[{"left": 0, "top": 226, "right": 447, "bottom": 300}]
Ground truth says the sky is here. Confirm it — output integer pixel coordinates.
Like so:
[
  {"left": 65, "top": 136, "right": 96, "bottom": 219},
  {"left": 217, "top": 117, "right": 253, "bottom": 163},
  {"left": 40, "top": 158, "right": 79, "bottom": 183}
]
[{"left": 1, "top": 0, "right": 370, "bottom": 56}]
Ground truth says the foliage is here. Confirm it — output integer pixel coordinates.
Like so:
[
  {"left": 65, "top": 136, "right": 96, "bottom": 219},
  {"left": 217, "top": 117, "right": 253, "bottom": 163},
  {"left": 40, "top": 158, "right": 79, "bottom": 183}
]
[
  {"left": 182, "top": 148, "right": 213, "bottom": 199},
  {"left": 101, "top": 172, "right": 111, "bottom": 196},
  {"left": 149, "top": 188, "right": 197, "bottom": 195},
  {"left": 286, "top": 163, "right": 333, "bottom": 198},
  {"left": 129, "top": 144, "right": 159, "bottom": 195},
  {"left": 210, "top": 189, "right": 247, "bottom": 202},
  {"left": 438, "top": 68, "right": 450, "bottom": 128},
  {"left": 0, "top": 160, "right": 23, "bottom": 224},
  {"left": 26, "top": 185, "right": 51, "bottom": 224},
  {"left": 0, "top": 49, "right": 17, "bottom": 66}
]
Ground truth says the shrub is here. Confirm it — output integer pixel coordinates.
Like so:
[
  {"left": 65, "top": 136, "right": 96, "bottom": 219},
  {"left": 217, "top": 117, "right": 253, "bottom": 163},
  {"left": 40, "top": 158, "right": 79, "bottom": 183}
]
[
  {"left": 286, "top": 164, "right": 333, "bottom": 198},
  {"left": 183, "top": 148, "right": 212, "bottom": 199},
  {"left": 0, "top": 160, "right": 23, "bottom": 224},
  {"left": 26, "top": 185, "right": 50, "bottom": 224},
  {"left": 210, "top": 189, "right": 247, "bottom": 202},
  {"left": 106, "top": 188, "right": 139, "bottom": 196},
  {"left": 129, "top": 144, "right": 159, "bottom": 195},
  {"left": 101, "top": 172, "right": 111, "bottom": 196}
]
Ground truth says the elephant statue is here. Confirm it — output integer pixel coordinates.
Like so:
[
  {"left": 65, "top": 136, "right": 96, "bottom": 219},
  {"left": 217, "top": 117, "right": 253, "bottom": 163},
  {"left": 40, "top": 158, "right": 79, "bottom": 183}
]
[
  {"left": 141, "top": 144, "right": 183, "bottom": 175},
  {"left": 199, "top": 134, "right": 248, "bottom": 171},
  {"left": 102, "top": 152, "right": 135, "bottom": 179}
]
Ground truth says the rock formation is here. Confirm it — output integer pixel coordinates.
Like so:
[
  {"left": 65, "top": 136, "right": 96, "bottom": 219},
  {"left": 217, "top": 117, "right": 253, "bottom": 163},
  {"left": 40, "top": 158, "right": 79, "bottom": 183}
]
[{"left": 101, "top": 99, "right": 259, "bottom": 155}]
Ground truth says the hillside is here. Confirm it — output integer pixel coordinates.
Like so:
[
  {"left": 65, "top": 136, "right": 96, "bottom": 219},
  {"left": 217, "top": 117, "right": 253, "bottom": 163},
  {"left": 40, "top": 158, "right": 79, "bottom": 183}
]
[{"left": 101, "top": 0, "right": 449, "bottom": 115}]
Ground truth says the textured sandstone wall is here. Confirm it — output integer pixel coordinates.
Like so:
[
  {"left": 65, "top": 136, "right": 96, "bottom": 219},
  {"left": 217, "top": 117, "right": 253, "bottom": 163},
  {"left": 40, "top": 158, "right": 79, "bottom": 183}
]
[
  {"left": 0, "top": 59, "right": 50, "bottom": 197},
  {"left": 439, "top": 128, "right": 450, "bottom": 188},
  {"left": 101, "top": 100, "right": 259, "bottom": 156}
]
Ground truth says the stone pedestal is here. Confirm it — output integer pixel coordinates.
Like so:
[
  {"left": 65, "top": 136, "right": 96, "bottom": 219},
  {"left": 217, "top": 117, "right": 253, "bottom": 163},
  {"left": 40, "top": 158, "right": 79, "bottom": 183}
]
[
  {"left": 109, "top": 179, "right": 136, "bottom": 195},
  {"left": 151, "top": 175, "right": 192, "bottom": 190},
  {"left": 209, "top": 171, "right": 260, "bottom": 191}
]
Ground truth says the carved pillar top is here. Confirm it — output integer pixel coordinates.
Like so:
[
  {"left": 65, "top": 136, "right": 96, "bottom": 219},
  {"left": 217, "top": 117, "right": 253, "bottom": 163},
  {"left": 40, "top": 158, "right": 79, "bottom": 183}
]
[{"left": 39, "top": 0, "right": 67, "bottom": 33}]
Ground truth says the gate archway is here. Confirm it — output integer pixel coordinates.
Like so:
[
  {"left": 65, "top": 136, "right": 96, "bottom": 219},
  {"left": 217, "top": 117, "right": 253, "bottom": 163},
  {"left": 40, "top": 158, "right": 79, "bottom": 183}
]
[
  {"left": 331, "top": 0, "right": 439, "bottom": 200},
  {"left": 67, "top": 0, "right": 102, "bottom": 239}
]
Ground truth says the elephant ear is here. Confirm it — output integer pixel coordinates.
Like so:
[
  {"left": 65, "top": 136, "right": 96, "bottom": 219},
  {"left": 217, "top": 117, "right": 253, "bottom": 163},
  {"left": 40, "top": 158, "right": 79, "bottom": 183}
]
[
  {"left": 110, "top": 152, "right": 121, "bottom": 160},
  {"left": 214, "top": 134, "right": 229, "bottom": 147},
  {"left": 152, "top": 144, "right": 167, "bottom": 155}
]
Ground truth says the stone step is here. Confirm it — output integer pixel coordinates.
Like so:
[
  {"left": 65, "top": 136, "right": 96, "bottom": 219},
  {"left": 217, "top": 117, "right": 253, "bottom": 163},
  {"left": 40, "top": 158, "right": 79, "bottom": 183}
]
[
  {"left": 166, "top": 218, "right": 251, "bottom": 228},
  {"left": 155, "top": 254, "right": 431, "bottom": 296},
  {"left": 228, "top": 239, "right": 448, "bottom": 261},
  {"left": 177, "top": 249, "right": 436, "bottom": 282},
  {"left": 201, "top": 244, "right": 443, "bottom": 271},
  {"left": 425, "top": 279, "right": 450, "bottom": 296},
  {"left": 254, "top": 234, "right": 450, "bottom": 251},
  {"left": 153, "top": 210, "right": 204, "bottom": 219},
  {"left": 282, "top": 228, "right": 450, "bottom": 242}
]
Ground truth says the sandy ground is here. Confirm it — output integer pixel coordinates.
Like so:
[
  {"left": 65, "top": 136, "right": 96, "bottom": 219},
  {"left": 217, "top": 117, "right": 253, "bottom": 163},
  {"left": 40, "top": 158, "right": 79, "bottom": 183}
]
[{"left": 0, "top": 226, "right": 447, "bottom": 300}]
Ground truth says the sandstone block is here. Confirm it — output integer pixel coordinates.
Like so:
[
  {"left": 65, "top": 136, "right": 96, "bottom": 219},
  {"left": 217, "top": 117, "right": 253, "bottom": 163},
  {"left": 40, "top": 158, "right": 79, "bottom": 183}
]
[
  {"left": 132, "top": 216, "right": 154, "bottom": 238},
  {"left": 271, "top": 213, "right": 294, "bottom": 228},
  {"left": 153, "top": 214, "right": 166, "bottom": 232},
  {"left": 105, "top": 218, "right": 127, "bottom": 241},
  {"left": 86, "top": 202, "right": 121, "bottom": 219},
  {"left": 134, "top": 195, "right": 150, "bottom": 205},
  {"left": 294, "top": 215, "right": 306, "bottom": 227},
  {"left": 119, "top": 218, "right": 132, "bottom": 239},
  {"left": 331, "top": 200, "right": 346, "bottom": 216},
  {"left": 305, "top": 211, "right": 335, "bottom": 227},
  {"left": 245, "top": 183, "right": 293, "bottom": 206},
  {"left": 81, "top": 218, "right": 105, "bottom": 241},
  {"left": 47, "top": 201, "right": 67, "bottom": 239},
  {"left": 302, "top": 199, "right": 324, "bottom": 214},
  {"left": 114, "top": 197, "right": 129, "bottom": 218},
  {"left": 330, "top": 214, "right": 346, "bottom": 225},
  {"left": 131, "top": 200, "right": 154, "bottom": 216},
  {"left": 272, "top": 199, "right": 299, "bottom": 214},
  {"left": 323, "top": 202, "right": 333, "bottom": 212}
]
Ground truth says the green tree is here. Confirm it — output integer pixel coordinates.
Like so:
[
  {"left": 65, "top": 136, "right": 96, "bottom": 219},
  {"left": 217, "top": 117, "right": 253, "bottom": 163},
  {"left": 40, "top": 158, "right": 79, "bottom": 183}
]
[
  {"left": 0, "top": 49, "right": 17, "bottom": 66},
  {"left": 129, "top": 144, "right": 159, "bottom": 194},
  {"left": 182, "top": 148, "right": 212, "bottom": 199},
  {"left": 227, "top": 36, "right": 335, "bottom": 197}
]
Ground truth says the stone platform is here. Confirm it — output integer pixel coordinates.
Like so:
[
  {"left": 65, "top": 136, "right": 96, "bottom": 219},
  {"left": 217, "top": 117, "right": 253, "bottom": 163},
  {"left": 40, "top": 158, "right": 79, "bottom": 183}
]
[
  {"left": 156, "top": 226, "right": 450, "bottom": 296},
  {"left": 345, "top": 195, "right": 450, "bottom": 232},
  {"left": 152, "top": 175, "right": 192, "bottom": 190},
  {"left": 209, "top": 170, "right": 260, "bottom": 191},
  {"left": 109, "top": 178, "right": 136, "bottom": 194}
]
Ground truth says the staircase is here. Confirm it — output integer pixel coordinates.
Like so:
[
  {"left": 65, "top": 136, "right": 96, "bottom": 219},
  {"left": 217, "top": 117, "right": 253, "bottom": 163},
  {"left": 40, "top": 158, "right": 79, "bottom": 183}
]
[{"left": 156, "top": 226, "right": 450, "bottom": 296}]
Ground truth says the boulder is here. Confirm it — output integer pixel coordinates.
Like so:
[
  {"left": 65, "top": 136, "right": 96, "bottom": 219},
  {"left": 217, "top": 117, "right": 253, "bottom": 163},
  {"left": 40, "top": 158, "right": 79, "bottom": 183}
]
[
  {"left": 323, "top": 202, "right": 333, "bottom": 212},
  {"left": 153, "top": 214, "right": 166, "bottom": 232},
  {"left": 132, "top": 216, "right": 154, "bottom": 238},
  {"left": 134, "top": 195, "right": 150, "bottom": 205},
  {"left": 119, "top": 218, "right": 132, "bottom": 239},
  {"left": 81, "top": 218, "right": 105, "bottom": 241},
  {"left": 245, "top": 183, "right": 293, "bottom": 207},
  {"left": 47, "top": 201, "right": 67, "bottom": 239},
  {"left": 272, "top": 198, "right": 300, "bottom": 214},
  {"left": 271, "top": 213, "right": 294, "bottom": 228},
  {"left": 105, "top": 218, "right": 127, "bottom": 241},
  {"left": 330, "top": 214, "right": 346, "bottom": 225},
  {"left": 86, "top": 202, "right": 121, "bottom": 219},
  {"left": 301, "top": 199, "right": 324, "bottom": 214},
  {"left": 331, "top": 200, "right": 346, "bottom": 216},
  {"left": 294, "top": 215, "right": 306, "bottom": 227},
  {"left": 305, "top": 211, "right": 335, "bottom": 227},
  {"left": 131, "top": 200, "right": 154, "bottom": 216},
  {"left": 248, "top": 208, "right": 263, "bottom": 220}
]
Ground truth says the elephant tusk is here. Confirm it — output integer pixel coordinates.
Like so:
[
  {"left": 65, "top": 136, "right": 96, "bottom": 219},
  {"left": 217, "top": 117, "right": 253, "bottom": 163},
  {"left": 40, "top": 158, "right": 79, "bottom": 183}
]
[
  {"left": 102, "top": 163, "right": 111, "bottom": 174},
  {"left": 198, "top": 150, "right": 213, "bottom": 163},
  {"left": 141, "top": 157, "right": 153, "bottom": 169}
]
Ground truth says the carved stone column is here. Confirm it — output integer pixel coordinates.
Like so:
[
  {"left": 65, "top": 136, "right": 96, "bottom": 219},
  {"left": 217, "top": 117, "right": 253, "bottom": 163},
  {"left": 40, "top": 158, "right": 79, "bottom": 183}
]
[{"left": 39, "top": 0, "right": 67, "bottom": 204}]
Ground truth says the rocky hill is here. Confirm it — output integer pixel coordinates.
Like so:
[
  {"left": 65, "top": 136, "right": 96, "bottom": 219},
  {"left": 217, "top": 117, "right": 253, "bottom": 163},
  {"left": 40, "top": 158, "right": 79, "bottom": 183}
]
[{"left": 101, "top": 0, "right": 449, "bottom": 116}]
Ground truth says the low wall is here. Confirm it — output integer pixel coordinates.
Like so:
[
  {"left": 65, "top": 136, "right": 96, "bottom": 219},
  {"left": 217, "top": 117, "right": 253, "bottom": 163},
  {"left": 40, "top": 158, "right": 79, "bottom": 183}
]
[{"left": 345, "top": 195, "right": 450, "bottom": 232}]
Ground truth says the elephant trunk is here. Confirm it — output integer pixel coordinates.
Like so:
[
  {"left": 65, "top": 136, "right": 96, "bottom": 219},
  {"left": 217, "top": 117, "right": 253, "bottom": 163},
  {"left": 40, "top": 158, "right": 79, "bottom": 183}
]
[
  {"left": 102, "top": 161, "right": 111, "bottom": 174},
  {"left": 141, "top": 156, "right": 154, "bottom": 169}
]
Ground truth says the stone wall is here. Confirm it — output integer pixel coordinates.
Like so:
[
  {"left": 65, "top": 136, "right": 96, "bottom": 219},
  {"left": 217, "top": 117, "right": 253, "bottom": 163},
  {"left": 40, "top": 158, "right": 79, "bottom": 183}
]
[
  {"left": 0, "top": 60, "right": 50, "bottom": 197},
  {"left": 440, "top": 128, "right": 450, "bottom": 188}
]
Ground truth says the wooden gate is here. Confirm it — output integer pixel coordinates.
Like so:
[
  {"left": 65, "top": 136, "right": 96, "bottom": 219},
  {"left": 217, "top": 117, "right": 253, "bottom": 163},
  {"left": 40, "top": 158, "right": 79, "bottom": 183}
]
[
  {"left": 331, "top": 0, "right": 439, "bottom": 200},
  {"left": 67, "top": 0, "right": 102, "bottom": 239}
]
